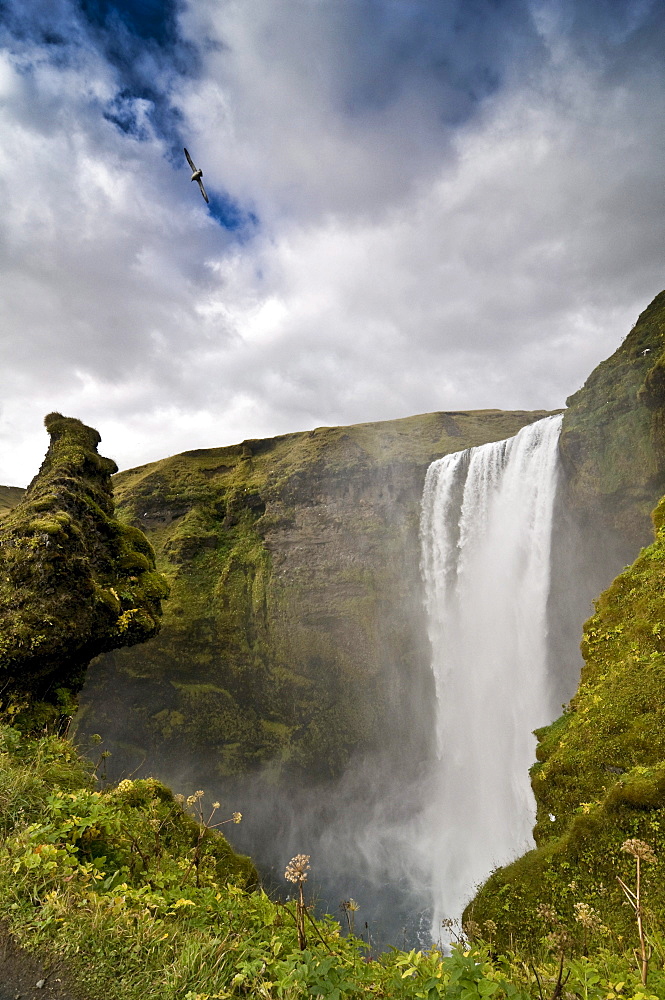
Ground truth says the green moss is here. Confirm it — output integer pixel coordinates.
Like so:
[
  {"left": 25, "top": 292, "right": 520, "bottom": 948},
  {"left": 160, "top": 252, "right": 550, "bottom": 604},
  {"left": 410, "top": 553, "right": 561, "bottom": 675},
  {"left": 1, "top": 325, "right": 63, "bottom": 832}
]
[{"left": 0, "top": 414, "right": 169, "bottom": 731}]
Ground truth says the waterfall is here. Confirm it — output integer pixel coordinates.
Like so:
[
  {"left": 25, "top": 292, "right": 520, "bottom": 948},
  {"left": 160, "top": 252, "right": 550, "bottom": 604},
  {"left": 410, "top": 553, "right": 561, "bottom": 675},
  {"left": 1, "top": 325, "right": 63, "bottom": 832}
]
[{"left": 419, "top": 414, "right": 563, "bottom": 935}]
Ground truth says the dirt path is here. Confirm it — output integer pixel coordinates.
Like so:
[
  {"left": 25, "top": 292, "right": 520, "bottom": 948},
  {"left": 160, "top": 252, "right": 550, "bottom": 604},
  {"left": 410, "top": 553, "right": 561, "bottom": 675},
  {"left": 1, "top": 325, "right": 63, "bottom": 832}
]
[{"left": 0, "top": 932, "right": 85, "bottom": 1000}]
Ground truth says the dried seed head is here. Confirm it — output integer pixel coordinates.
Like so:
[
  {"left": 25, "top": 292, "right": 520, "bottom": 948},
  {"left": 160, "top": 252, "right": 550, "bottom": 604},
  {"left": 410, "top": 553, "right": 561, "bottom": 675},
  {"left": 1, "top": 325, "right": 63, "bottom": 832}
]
[
  {"left": 574, "top": 901, "right": 601, "bottom": 930},
  {"left": 546, "top": 927, "right": 572, "bottom": 952},
  {"left": 462, "top": 919, "right": 481, "bottom": 940},
  {"left": 232, "top": 812, "right": 242, "bottom": 824},
  {"left": 622, "top": 839, "right": 657, "bottom": 863},
  {"left": 483, "top": 919, "right": 497, "bottom": 936},
  {"left": 536, "top": 903, "right": 559, "bottom": 925},
  {"left": 284, "top": 854, "right": 310, "bottom": 884}
]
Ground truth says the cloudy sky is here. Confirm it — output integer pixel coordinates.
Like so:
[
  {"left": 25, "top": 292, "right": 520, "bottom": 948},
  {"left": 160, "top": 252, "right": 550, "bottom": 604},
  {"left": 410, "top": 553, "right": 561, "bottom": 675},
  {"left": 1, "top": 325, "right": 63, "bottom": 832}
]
[{"left": 0, "top": 0, "right": 663, "bottom": 485}]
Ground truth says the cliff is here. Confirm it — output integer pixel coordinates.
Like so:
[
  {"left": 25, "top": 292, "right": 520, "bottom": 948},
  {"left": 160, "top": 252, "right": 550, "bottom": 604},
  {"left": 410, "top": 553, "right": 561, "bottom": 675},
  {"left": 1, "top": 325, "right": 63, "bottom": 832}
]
[
  {"left": 0, "top": 414, "right": 168, "bottom": 730},
  {"left": 466, "top": 291, "right": 665, "bottom": 951},
  {"left": 76, "top": 408, "right": 552, "bottom": 782},
  {"left": 560, "top": 289, "right": 665, "bottom": 549}
]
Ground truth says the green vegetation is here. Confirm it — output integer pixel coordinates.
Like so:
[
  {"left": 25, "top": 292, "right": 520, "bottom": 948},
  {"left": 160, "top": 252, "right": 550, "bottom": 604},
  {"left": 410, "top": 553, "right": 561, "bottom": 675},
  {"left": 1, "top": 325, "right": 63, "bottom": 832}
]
[
  {"left": 78, "top": 408, "right": 553, "bottom": 780},
  {"left": 7, "top": 294, "right": 665, "bottom": 995},
  {"left": 0, "top": 414, "right": 169, "bottom": 731},
  {"left": 465, "top": 479, "right": 665, "bottom": 959},
  {"left": 1, "top": 723, "right": 662, "bottom": 999}
]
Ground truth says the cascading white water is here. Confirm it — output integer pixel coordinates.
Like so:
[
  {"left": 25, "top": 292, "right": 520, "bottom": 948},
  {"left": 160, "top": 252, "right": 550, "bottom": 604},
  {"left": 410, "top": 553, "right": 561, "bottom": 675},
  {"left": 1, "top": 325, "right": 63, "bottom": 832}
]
[{"left": 419, "top": 414, "right": 563, "bottom": 936}]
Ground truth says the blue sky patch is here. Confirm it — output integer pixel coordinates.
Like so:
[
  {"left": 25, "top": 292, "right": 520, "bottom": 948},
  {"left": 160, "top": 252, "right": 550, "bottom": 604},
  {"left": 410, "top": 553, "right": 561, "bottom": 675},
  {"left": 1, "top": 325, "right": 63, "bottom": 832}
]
[
  {"left": 205, "top": 190, "right": 259, "bottom": 237},
  {"left": 78, "top": 0, "right": 178, "bottom": 46}
]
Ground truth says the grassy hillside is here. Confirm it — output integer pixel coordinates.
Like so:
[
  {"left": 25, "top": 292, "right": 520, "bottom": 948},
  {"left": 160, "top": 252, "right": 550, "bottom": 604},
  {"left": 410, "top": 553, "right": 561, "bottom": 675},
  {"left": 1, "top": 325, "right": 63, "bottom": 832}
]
[
  {"left": 0, "top": 484, "right": 25, "bottom": 518},
  {"left": 0, "top": 724, "right": 660, "bottom": 1000}
]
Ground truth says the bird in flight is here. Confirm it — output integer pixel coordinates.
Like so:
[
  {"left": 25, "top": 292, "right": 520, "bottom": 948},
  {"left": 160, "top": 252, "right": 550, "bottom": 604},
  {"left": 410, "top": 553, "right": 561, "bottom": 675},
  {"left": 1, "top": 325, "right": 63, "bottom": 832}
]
[{"left": 184, "top": 148, "right": 209, "bottom": 204}]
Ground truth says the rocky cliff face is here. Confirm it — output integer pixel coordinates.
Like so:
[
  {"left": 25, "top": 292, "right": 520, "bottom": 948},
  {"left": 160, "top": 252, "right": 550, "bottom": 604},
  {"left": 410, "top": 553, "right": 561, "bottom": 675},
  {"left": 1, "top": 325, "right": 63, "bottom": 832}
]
[
  {"left": 546, "top": 291, "right": 665, "bottom": 709},
  {"left": 76, "top": 409, "right": 552, "bottom": 782},
  {"left": 0, "top": 414, "right": 168, "bottom": 730},
  {"left": 465, "top": 291, "right": 665, "bottom": 950},
  {"left": 560, "top": 289, "right": 665, "bottom": 548}
]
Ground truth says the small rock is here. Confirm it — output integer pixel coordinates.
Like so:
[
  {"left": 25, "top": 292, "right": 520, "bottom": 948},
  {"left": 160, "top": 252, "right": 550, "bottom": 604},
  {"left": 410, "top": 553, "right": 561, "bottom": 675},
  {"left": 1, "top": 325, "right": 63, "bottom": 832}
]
[{"left": 36, "top": 980, "right": 45, "bottom": 989}]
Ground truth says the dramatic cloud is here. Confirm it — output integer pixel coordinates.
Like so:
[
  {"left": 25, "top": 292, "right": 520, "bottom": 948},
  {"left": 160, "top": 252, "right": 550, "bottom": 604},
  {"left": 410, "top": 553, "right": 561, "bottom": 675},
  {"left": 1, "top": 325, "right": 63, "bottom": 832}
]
[{"left": 0, "top": 0, "right": 663, "bottom": 483}]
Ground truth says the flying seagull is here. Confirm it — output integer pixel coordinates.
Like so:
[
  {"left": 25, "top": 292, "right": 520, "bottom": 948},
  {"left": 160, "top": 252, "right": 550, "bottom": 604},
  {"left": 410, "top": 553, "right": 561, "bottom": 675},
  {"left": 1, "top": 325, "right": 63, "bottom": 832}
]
[{"left": 184, "top": 148, "right": 209, "bottom": 204}]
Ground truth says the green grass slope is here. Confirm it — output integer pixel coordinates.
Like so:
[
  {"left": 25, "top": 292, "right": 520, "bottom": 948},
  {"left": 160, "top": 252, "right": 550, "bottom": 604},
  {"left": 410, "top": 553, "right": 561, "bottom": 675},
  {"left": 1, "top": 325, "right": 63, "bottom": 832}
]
[
  {"left": 77, "top": 408, "right": 553, "bottom": 781},
  {"left": 0, "top": 485, "right": 25, "bottom": 518},
  {"left": 0, "top": 725, "right": 660, "bottom": 1000},
  {"left": 0, "top": 415, "right": 168, "bottom": 731},
  {"left": 466, "top": 487, "right": 665, "bottom": 955}
]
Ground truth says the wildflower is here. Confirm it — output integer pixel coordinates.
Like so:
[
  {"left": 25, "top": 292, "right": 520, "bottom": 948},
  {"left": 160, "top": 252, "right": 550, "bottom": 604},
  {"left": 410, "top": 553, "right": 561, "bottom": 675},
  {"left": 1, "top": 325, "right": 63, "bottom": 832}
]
[
  {"left": 174, "top": 793, "right": 185, "bottom": 805},
  {"left": 212, "top": 801, "right": 220, "bottom": 810},
  {"left": 621, "top": 839, "right": 657, "bottom": 864},
  {"left": 284, "top": 854, "right": 310, "bottom": 884},
  {"left": 232, "top": 812, "right": 242, "bottom": 824}
]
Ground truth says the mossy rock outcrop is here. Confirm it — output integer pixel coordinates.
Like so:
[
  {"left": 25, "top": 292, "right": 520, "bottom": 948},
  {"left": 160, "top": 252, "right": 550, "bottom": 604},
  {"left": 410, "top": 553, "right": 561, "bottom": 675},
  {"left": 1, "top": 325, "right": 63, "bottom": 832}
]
[
  {"left": 76, "top": 408, "right": 553, "bottom": 782},
  {"left": 0, "top": 414, "right": 168, "bottom": 730}
]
